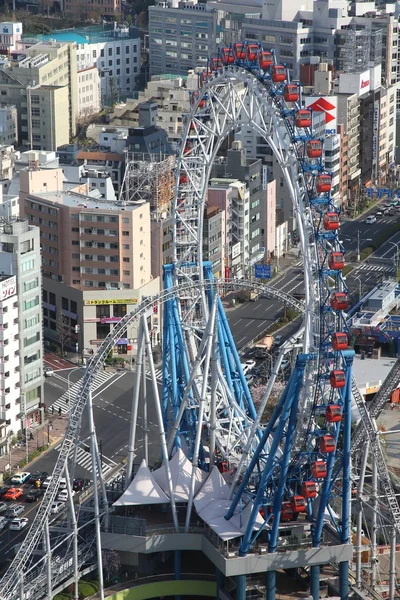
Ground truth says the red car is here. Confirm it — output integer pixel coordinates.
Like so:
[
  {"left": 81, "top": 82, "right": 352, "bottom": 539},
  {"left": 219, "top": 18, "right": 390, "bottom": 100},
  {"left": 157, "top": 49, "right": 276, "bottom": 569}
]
[{"left": 4, "top": 487, "right": 23, "bottom": 501}]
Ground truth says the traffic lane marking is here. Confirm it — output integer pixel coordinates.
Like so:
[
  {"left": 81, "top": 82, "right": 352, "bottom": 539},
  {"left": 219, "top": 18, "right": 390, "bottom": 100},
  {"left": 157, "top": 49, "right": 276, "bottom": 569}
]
[
  {"left": 92, "top": 372, "right": 126, "bottom": 400},
  {"left": 0, "top": 503, "right": 40, "bottom": 555}
]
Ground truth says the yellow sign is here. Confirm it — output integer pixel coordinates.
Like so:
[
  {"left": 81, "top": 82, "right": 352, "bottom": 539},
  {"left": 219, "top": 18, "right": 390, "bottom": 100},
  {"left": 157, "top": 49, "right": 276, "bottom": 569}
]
[{"left": 84, "top": 298, "right": 138, "bottom": 306}]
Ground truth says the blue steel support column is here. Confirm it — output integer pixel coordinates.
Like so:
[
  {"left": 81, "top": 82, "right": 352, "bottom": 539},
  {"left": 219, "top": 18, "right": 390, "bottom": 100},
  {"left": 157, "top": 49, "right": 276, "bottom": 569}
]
[
  {"left": 236, "top": 575, "right": 246, "bottom": 600},
  {"left": 266, "top": 571, "right": 275, "bottom": 600},
  {"left": 239, "top": 356, "right": 310, "bottom": 555},
  {"left": 310, "top": 565, "right": 320, "bottom": 600},
  {"left": 162, "top": 265, "right": 174, "bottom": 429},
  {"left": 339, "top": 353, "right": 354, "bottom": 600},
  {"left": 174, "top": 550, "right": 182, "bottom": 600}
]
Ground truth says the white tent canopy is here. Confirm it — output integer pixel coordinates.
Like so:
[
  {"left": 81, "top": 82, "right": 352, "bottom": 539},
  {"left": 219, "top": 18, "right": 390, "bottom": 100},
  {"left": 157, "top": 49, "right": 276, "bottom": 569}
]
[
  {"left": 152, "top": 448, "right": 207, "bottom": 502},
  {"left": 194, "top": 466, "right": 264, "bottom": 540},
  {"left": 113, "top": 459, "right": 170, "bottom": 506}
]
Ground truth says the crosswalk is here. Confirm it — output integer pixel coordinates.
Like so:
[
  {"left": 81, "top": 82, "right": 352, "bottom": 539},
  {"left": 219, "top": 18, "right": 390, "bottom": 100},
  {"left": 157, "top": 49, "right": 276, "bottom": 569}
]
[
  {"left": 145, "top": 368, "right": 163, "bottom": 381},
  {"left": 50, "top": 371, "right": 116, "bottom": 415},
  {"left": 54, "top": 442, "right": 117, "bottom": 477},
  {"left": 354, "top": 263, "right": 395, "bottom": 273}
]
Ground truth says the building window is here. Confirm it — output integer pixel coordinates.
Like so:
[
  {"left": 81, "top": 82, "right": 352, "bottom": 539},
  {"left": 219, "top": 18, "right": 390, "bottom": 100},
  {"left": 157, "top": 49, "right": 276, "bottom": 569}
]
[{"left": 122, "top": 231, "right": 129, "bottom": 236}]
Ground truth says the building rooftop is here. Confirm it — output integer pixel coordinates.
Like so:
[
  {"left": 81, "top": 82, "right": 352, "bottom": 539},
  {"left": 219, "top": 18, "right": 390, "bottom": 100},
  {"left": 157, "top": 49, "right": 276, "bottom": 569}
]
[
  {"left": 75, "top": 151, "right": 124, "bottom": 162},
  {"left": 353, "top": 354, "right": 397, "bottom": 396},
  {"left": 30, "top": 190, "right": 146, "bottom": 212},
  {"left": 23, "top": 24, "right": 140, "bottom": 46}
]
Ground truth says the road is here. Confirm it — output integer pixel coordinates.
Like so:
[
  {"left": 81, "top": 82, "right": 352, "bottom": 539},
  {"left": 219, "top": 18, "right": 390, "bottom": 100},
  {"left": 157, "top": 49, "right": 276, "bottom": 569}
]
[{"left": 228, "top": 204, "right": 400, "bottom": 351}]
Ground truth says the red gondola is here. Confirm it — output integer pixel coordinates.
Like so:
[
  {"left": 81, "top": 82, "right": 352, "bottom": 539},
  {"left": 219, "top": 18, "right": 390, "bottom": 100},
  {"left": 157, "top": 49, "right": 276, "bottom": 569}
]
[
  {"left": 329, "top": 369, "right": 346, "bottom": 389},
  {"left": 302, "top": 481, "right": 318, "bottom": 499},
  {"left": 234, "top": 43, "right": 246, "bottom": 60},
  {"left": 179, "top": 175, "right": 188, "bottom": 185},
  {"left": 332, "top": 332, "right": 348, "bottom": 351},
  {"left": 283, "top": 84, "right": 298, "bottom": 102},
  {"left": 272, "top": 65, "right": 286, "bottom": 82},
  {"left": 330, "top": 292, "right": 348, "bottom": 312},
  {"left": 295, "top": 110, "right": 312, "bottom": 129},
  {"left": 221, "top": 47, "right": 234, "bottom": 64},
  {"left": 210, "top": 57, "right": 222, "bottom": 71},
  {"left": 291, "top": 495, "right": 306, "bottom": 512},
  {"left": 259, "top": 51, "right": 273, "bottom": 70},
  {"left": 320, "top": 435, "right": 335, "bottom": 454},
  {"left": 323, "top": 212, "right": 340, "bottom": 231},
  {"left": 328, "top": 252, "right": 345, "bottom": 270},
  {"left": 217, "top": 460, "right": 228, "bottom": 473},
  {"left": 311, "top": 461, "right": 327, "bottom": 479},
  {"left": 316, "top": 174, "right": 332, "bottom": 194},
  {"left": 306, "top": 140, "right": 322, "bottom": 158},
  {"left": 326, "top": 404, "right": 342, "bottom": 423},
  {"left": 199, "top": 99, "right": 205, "bottom": 108},
  {"left": 281, "top": 502, "right": 294, "bottom": 522},
  {"left": 184, "top": 144, "right": 191, "bottom": 155},
  {"left": 247, "top": 43, "right": 259, "bottom": 61}
]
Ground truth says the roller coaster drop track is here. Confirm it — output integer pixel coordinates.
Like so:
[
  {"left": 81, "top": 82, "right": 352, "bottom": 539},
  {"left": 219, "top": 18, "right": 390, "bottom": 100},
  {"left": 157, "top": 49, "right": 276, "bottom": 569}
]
[{"left": 1, "top": 42, "right": 399, "bottom": 600}]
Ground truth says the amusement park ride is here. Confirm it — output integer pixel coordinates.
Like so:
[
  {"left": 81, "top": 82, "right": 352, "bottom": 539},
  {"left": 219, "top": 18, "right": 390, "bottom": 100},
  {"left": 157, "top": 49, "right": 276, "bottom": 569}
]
[{"left": 1, "top": 41, "right": 400, "bottom": 600}]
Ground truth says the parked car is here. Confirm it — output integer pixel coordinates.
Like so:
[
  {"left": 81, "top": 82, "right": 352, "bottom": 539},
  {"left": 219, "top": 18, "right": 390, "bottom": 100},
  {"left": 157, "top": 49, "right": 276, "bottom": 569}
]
[
  {"left": 57, "top": 489, "right": 76, "bottom": 503},
  {"left": 0, "top": 502, "right": 7, "bottom": 514},
  {"left": 242, "top": 360, "right": 256, "bottom": 374},
  {"left": 10, "top": 472, "right": 30, "bottom": 485},
  {"left": 44, "top": 367, "right": 54, "bottom": 377},
  {"left": 0, "top": 487, "right": 9, "bottom": 499},
  {"left": 6, "top": 504, "right": 25, "bottom": 519},
  {"left": 10, "top": 518, "right": 28, "bottom": 531},
  {"left": 25, "top": 488, "right": 44, "bottom": 503},
  {"left": 58, "top": 477, "right": 67, "bottom": 490},
  {"left": 50, "top": 501, "right": 65, "bottom": 515},
  {"left": 375, "top": 211, "right": 383, "bottom": 219},
  {"left": 273, "top": 335, "right": 283, "bottom": 347},
  {"left": 366, "top": 215, "right": 376, "bottom": 224},
  {"left": 42, "top": 476, "right": 52, "bottom": 489},
  {"left": 4, "top": 488, "right": 24, "bottom": 501},
  {"left": 0, "top": 516, "right": 7, "bottom": 530}
]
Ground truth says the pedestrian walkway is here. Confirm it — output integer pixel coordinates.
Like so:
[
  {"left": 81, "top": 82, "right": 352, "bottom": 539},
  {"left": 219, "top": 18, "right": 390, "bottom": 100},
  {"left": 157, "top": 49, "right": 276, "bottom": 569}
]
[
  {"left": 145, "top": 368, "right": 163, "bottom": 381},
  {"left": 49, "top": 371, "right": 116, "bottom": 416},
  {"left": 54, "top": 442, "right": 117, "bottom": 477},
  {"left": 354, "top": 263, "right": 395, "bottom": 274}
]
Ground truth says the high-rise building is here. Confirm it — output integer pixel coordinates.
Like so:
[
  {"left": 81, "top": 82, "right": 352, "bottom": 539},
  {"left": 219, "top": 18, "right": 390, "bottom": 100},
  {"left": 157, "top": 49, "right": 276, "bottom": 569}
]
[
  {"left": 203, "top": 205, "right": 224, "bottom": 278},
  {"left": 0, "top": 219, "right": 44, "bottom": 426}
]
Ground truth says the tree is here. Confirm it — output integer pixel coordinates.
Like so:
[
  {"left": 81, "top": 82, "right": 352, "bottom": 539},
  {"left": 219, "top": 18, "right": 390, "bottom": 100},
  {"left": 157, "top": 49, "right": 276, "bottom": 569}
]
[
  {"left": 250, "top": 380, "right": 285, "bottom": 421},
  {"left": 102, "top": 549, "right": 121, "bottom": 582},
  {"left": 56, "top": 312, "right": 71, "bottom": 356}
]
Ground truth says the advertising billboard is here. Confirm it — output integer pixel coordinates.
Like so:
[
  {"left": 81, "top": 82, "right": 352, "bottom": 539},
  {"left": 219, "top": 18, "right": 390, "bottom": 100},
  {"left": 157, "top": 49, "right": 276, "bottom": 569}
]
[{"left": 305, "top": 96, "right": 337, "bottom": 134}]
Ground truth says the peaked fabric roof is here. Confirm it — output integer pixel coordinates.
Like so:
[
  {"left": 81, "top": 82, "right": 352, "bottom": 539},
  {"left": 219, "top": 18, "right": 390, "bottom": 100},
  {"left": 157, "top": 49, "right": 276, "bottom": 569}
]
[
  {"left": 194, "top": 466, "right": 264, "bottom": 540},
  {"left": 113, "top": 459, "right": 170, "bottom": 506},
  {"left": 152, "top": 448, "right": 207, "bottom": 502}
]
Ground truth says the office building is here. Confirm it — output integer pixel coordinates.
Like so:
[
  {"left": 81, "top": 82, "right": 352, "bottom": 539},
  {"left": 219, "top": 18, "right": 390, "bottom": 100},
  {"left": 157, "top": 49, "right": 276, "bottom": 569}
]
[
  {"left": 23, "top": 25, "right": 140, "bottom": 104},
  {"left": 77, "top": 66, "right": 101, "bottom": 119},
  {"left": 149, "top": 1, "right": 224, "bottom": 77},
  {"left": 0, "top": 39, "right": 77, "bottom": 149},
  {"left": 0, "top": 219, "right": 44, "bottom": 426},
  {"left": 0, "top": 107, "right": 17, "bottom": 146},
  {"left": 64, "top": 0, "right": 121, "bottom": 18},
  {"left": 203, "top": 205, "right": 224, "bottom": 278},
  {"left": 19, "top": 168, "right": 160, "bottom": 353}
]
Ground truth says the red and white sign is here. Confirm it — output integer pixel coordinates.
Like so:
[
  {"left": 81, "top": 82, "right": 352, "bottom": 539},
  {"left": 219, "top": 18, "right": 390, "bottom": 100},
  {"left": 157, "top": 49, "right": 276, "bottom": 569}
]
[
  {"left": 305, "top": 96, "right": 337, "bottom": 134},
  {"left": 1, "top": 276, "right": 16, "bottom": 301},
  {"left": 338, "top": 69, "right": 370, "bottom": 97}
]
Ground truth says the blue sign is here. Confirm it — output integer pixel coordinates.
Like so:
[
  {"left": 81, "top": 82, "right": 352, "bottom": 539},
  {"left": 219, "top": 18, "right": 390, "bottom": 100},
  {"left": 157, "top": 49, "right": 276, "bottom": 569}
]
[
  {"left": 365, "top": 187, "right": 395, "bottom": 198},
  {"left": 254, "top": 264, "right": 271, "bottom": 279}
]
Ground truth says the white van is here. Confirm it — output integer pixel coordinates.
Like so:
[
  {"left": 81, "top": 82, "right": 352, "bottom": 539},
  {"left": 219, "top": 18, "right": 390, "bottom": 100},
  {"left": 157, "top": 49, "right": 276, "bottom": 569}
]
[{"left": 366, "top": 215, "right": 376, "bottom": 224}]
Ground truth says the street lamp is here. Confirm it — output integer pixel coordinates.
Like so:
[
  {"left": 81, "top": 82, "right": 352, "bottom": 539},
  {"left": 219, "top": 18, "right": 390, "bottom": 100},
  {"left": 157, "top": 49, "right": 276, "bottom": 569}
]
[
  {"left": 67, "top": 366, "right": 86, "bottom": 407},
  {"left": 388, "top": 241, "right": 400, "bottom": 275},
  {"left": 354, "top": 275, "right": 363, "bottom": 301}
]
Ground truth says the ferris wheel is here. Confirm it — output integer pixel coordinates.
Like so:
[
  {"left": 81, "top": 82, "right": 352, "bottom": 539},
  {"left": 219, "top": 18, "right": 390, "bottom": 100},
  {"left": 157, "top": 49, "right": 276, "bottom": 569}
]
[{"left": 1, "top": 41, "right": 400, "bottom": 600}]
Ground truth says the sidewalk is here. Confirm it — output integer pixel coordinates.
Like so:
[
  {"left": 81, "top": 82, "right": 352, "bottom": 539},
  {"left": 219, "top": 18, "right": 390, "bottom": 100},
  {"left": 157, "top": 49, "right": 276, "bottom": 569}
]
[{"left": 0, "top": 414, "right": 68, "bottom": 476}]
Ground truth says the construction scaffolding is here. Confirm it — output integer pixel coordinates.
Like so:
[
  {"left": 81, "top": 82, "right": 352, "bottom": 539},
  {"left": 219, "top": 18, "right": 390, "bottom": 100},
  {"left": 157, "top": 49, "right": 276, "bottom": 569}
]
[
  {"left": 336, "top": 27, "right": 382, "bottom": 73},
  {"left": 119, "top": 152, "right": 176, "bottom": 217}
]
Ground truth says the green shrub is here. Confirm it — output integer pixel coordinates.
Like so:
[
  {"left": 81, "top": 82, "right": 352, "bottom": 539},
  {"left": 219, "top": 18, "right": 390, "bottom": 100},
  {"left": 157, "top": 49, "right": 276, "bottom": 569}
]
[
  {"left": 286, "top": 308, "right": 299, "bottom": 321},
  {"left": 342, "top": 265, "right": 354, "bottom": 276},
  {"left": 279, "top": 317, "right": 289, "bottom": 324},
  {"left": 78, "top": 582, "right": 97, "bottom": 598}
]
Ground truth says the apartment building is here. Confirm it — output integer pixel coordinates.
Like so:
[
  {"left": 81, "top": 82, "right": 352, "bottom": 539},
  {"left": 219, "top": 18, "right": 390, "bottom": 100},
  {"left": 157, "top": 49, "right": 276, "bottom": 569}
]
[
  {"left": 77, "top": 66, "right": 101, "bottom": 119},
  {"left": 0, "top": 219, "right": 44, "bottom": 425},
  {"left": 0, "top": 39, "right": 77, "bottom": 149},
  {"left": 64, "top": 0, "right": 121, "bottom": 18},
  {"left": 149, "top": 1, "right": 223, "bottom": 77},
  {"left": 0, "top": 106, "right": 17, "bottom": 146},
  {"left": 0, "top": 274, "right": 20, "bottom": 454},
  {"left": 212, "top": 144, "right": 265, "bottom": 266},
  {"left": 74, "top": 150, "right": 124, "bottom": 194},
  {"left": 0, "top": 22, "right": 22, "bottom": 56},
  {"left": 23, "top": 25, "right": 140, "bottom": 104},
  {"left": 19, "top": 169, "right": 159, "bottom": 353}
]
